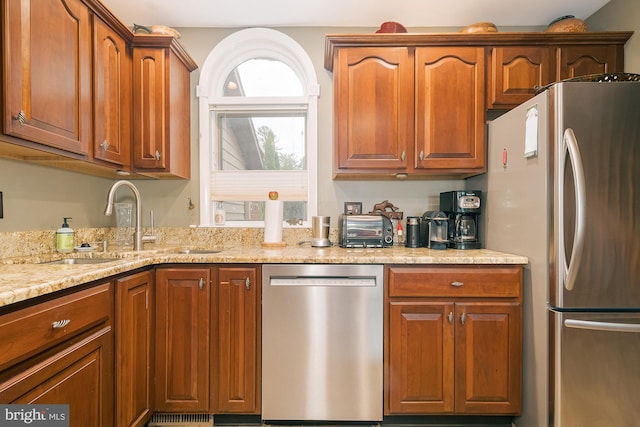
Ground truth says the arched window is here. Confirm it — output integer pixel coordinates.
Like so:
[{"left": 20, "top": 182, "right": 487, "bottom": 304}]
[{"left": 197, "top": 28, "right": 319, "bottom": 227}]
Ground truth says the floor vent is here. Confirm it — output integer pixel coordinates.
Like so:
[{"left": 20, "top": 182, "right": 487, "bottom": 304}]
[{"left": 148, "top": 413, "right": 213, "bottom": 427}]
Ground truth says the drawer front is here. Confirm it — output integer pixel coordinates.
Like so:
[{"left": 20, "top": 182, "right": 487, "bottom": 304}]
[
  {"left": 388, "top": 266, "right": 522, "bottom": 298},
  {"left": 0, "top": 282, "right": 113, "bottom": 370}
]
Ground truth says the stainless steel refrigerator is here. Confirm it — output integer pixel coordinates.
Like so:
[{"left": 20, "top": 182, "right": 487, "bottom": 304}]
[{"left": 468, "top": 80, "right": 640, "bottom": 427}]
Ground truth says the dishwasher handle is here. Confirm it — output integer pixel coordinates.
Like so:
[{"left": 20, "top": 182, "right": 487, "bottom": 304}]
[{"left": 270, "top": 277, "right": 377, "bottom": 287}]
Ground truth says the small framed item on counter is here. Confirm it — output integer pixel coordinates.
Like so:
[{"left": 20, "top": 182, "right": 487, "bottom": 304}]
[{"left": 344, "top": 202, "right": 362, "bottom": 215}]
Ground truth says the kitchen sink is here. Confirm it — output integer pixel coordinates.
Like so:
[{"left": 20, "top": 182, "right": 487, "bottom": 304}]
[
  {"left": 41, "top": 258, "right": 120, "bottom": 265},
  {"left": 174, "top": 249, "right": 222, "bottom": 254}
]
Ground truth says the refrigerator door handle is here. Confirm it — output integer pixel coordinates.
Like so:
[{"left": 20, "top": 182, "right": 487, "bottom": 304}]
[
  {"left": 565, "top": 319, "right": 640, "bottom": 333},
  {"left": 562, "top": 128, "right": 587, "bottom": 291}
]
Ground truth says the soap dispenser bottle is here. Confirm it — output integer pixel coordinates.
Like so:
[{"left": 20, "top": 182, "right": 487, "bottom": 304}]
[{"left": 56, "top": 217, "right": 74, "bottom": 253}]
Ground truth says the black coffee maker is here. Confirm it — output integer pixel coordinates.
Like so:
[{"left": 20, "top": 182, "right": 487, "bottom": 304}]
[{"left": 440, "top": 190, "right": 481, "bottom": 249}]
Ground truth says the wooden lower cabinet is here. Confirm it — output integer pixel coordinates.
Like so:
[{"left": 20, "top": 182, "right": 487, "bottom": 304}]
[
  {"left": 212, "top": 265, "right": 261, "bottom": 414},
  {"left": 385, "top": 265, "right": 522, "bottom": 416},
  {"left": 0, "top": 282, "right": 114, "bottom": 426},
  {"left": 116, "top": 270, "right": 154, "bottom": 426},
  {"left": 155, "top": 264, "right": 262, "bottom": 415},
  {"left": 155, "top": 267, "right": 211, "bottom": 412}
]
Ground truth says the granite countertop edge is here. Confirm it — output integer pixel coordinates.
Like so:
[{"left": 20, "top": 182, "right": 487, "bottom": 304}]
[{"left": 0, "top": 245, "right": 528, "bottom": 309}]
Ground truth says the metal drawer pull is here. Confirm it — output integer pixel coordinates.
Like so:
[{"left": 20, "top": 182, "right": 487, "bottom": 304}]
[
  {"left": 155, "top": 150, "right": 161, "bottom": 160},
  {"left": 401, "top": 151, "right": 406, "bottom": 162},
  {"left": 198, "top": 278, "right": 205, "bottom": 290},
  {"left": 448, "top": 312, "right": 453, "bottom": 324},
  {"left": 460, "top": 313, "right": 466, "bottom": 325},
  {"left": 451, "top": 281, "right": 464, "bottom": 287},
  {"left": 52, "top": 319, "right": 71, "bottom": 329},
  {"left": 245, "top": 277, "right": 251, "bottom": 290}
]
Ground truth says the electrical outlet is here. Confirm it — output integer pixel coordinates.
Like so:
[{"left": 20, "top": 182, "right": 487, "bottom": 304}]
[{"left": 0, "top": 191, "right": 3, "bottom": 218}]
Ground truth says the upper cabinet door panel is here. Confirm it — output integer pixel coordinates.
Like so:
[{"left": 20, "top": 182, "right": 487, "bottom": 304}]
[
  {"left": 488, "top": 46, "right": 553, "bottom": 110},
  {"left": 132, "top": 47, "right": 167, "bottom": 170},
  {"left": 93, "top": 17, "right": 132, "bottom": 169},
  {"left": 415, "top": 47, "right": 485, "bottom": 171},
  {"left": 334, "top": 47, "right": 413, "bottom": 171},
  {"left": 557, "top": 45, "right": 623, "bottom": 80},
  {"left": 3, "top": 0, "right": 92, "bottom": 155}
]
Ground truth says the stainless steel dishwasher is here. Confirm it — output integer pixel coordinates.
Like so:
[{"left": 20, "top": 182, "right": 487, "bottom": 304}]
[{"left": 262, "top": 264, "right": 383, "bottom": 422}]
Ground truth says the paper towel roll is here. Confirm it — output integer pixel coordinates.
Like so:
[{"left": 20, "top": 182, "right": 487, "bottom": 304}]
[{"left": 264, "top": 200, "right": 283, "bottom": 243}]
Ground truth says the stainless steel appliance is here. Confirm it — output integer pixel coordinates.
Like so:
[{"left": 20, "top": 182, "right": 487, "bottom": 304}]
[
  {"left": 468, "top": 80, "right": 640, "bottom": 427},
  {"left": 440, "top": 190, "right": 481, "bottom": 249},
  {"left": 404, "top": 216, "right": 421, "bottom": 248},
  {"left": 337, "top": 214, "right": 393, "bottom": 248},
  {"left": 420, "top": 211, "right": 449, "bottom": 249},
  {"left": 310, "top": 215, "right": 331, "bottom": 247},
  {"left": 261, "top": 264, "right": 383, "bottom": 422}
]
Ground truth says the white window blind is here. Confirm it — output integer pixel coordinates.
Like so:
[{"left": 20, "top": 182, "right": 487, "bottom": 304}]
[{"left": 210, "top": 170, "right": 308, "bottom": 201}]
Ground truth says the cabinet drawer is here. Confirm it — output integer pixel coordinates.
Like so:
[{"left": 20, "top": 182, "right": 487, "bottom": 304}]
[
  {"left": 0, "top": 282, "right": 113, "bottom": 370},
  {"left": 388, "top": 266, "right": 522, "bottom": 298}
]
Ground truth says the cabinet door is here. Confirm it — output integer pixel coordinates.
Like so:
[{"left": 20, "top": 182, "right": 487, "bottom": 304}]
[
  {"left": 132, "top": 47, "right": 167, "bottom": 170},
  {"left": 488, "top": 46, "right": 553, "bottom": 109},
  {"left": 388, "top": 301, "right": 454, "bottom": 414},
  {"left": 213, "top": 266, "right": 261, "bottom": 413},
  {"left": 333, "top": 47, "right": 413, "bottom": 174},
  {"left": 557, "top": 45, "right": 624, "bottom": 80},
  {"left": 415, "top": 47, "right": 485, "bottom": 172},
  {"left": 3, "top": 0, "right": 91, "bottom": 154},
  {"left": 454, "top": 302, "right": 522, "bottom": 414},
  {"left": 93, "top": 17, "right": 132, "bottom": 170},
  {"left": 116, "top": 271, "right": 154, "bottom": 426},
  {"left": 0, "top": 328, "right": 114, "bottom": 426},
  {"left": 155, "top": 268, "right": 211, "bottom": 412}
]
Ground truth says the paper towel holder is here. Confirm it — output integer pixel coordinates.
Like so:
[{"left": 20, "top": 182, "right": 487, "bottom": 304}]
[{"left": 262, "top": 195, "right": 287, "bottom": 248}]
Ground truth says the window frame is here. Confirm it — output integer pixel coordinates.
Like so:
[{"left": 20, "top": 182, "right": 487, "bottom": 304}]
[{"left": 197, "top": 28, "right": 319, "bottom": 227}]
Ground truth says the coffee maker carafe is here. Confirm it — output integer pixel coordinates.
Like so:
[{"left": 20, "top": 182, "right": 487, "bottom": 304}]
[{"left": 440, "top": 190, "right": 481, "bottom": 249}]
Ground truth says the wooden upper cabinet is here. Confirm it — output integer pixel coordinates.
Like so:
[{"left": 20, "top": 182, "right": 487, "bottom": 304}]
[
  {"left": 556, "top": 44, "right": 624, "bottom": 80},
  {"left": 415, "top": 47, "right": 485, "bottom": 172},
  {"left": 488, "top": 46, "right": 553, "bottom": 109},
  {"left": 132, "top": 36, "right": 197, "bottom": 179},
  {"left": 333, "top": 47, "right": 413, "bottom": 174},
  {"left": 331, "top": 44, "right": 485, "bottom": 178},
  {"left": 93, "top": 16, "right": 132, "bottom": 170},
  {"left": 487, "top": 33, "right": 630, "bottom": 110},
  {"left": 3, "top": 0, "right": 92, "bottom": 155},
  {"left": 132, "top": 47, "right": 166, "bottom": 171}
]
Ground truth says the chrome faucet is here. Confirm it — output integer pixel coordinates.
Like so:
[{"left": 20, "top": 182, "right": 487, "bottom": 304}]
[{"left": 104, "top": 180, "right": 156, "bottom": 251}]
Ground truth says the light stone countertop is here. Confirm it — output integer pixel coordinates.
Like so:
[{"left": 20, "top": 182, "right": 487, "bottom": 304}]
[{"left": 0, "top": 244, "right": 527, "bottom": 309}]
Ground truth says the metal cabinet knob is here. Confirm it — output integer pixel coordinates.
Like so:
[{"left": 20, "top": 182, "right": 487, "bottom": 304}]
[
  {"left": 198, "top": 278, "right": 205, "bottom": 290},
  {"left": 460, "top": 312, "right": 466, "bottom": 325},
  {"left": 448, "top": 312, "right": 453, "bottom": 324},
  {"left": 401, "top": 151, "right": 406, "bottom": 162},
  {"left": 100, "top": 140, "right": 109, "bottom": 150},
  {"left": 155, "top": 150, "right": 161, "bottom": 160},
  {"left": 14, "top": 110, "right": 26, "bottom": 126},
  {"left": 419, "top": 150, "right": 425, "bottom": 161},
  {"left": 245, "top": 277, "right": 251, "bottom": 290}
]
